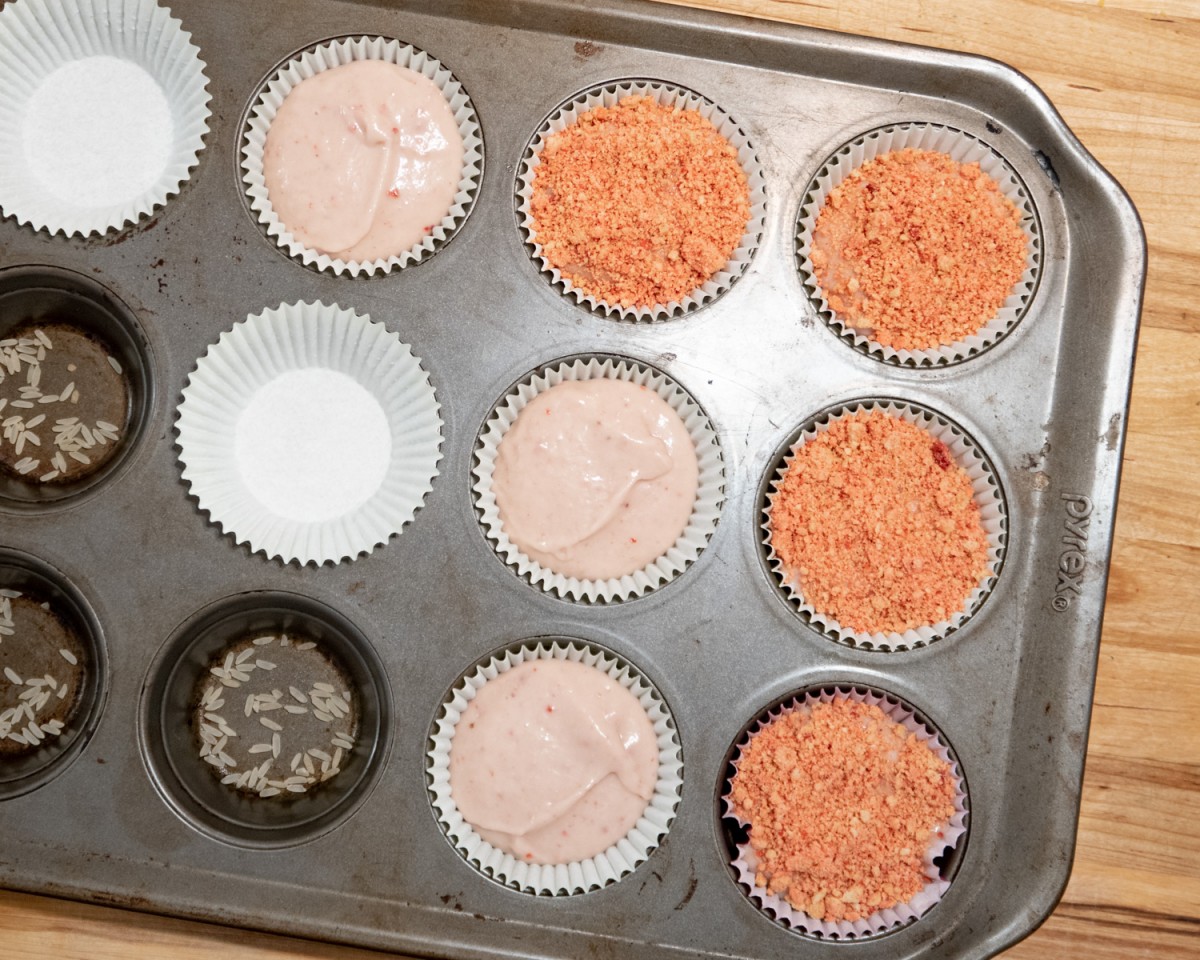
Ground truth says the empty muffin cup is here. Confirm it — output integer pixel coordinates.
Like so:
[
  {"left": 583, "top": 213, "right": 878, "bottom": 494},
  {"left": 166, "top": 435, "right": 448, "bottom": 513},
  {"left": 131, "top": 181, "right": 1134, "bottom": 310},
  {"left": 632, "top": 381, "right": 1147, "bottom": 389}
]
[
  {"left": 473, "top": 354, "right": 724, "bottom": 603},
  {"left": 176, "top": 300, "right": 443, "bottom": 566},
  {"left": 241, "top": 35, "right": 483, "bottom": 277},
  {"left": 0, "top": 547, "right": 107, "bottom": 800},
  {"left": 761, "top": 400, "right": 1006, "bottom": 650},
  {"left": 796, "top": 122, "right": 1041, "bottom": 366},
  {"left": 427, "top": 638, "right": 683, "bottom": 895},
  {"left": 516, "top": 79, "right": 767, "bottom": 321},
  {"left": 721, "top": 684, "right": 969, "bottom": 939},
  {"left": 0, "top": 0, "right": 211, "bottom": 237},
  {"left": 139, "top": 592, "right": 391, "bottom": 848},
  {"left": 0, "top": 265, "right": 153, "bottom": 509}
]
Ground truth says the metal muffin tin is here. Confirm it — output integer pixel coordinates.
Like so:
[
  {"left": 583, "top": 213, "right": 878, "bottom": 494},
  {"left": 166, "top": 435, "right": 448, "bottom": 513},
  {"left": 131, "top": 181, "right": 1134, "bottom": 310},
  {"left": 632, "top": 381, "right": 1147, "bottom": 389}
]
[{"left": 0, "top": 1, "right": 1145, "bottom": 959}]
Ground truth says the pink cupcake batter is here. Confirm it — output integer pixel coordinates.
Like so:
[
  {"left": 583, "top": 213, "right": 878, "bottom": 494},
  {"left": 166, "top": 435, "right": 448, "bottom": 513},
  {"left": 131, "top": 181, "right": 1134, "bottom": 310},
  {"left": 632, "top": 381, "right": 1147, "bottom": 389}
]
[
  {"left": 262, "top": 59, "right": 463, "bottom": 262},
  {"left": 449, "top": 658, "right": 659, "bottom": 864},
  {"left": 492, "top": 378, "right": 699, "bottom": 581}
]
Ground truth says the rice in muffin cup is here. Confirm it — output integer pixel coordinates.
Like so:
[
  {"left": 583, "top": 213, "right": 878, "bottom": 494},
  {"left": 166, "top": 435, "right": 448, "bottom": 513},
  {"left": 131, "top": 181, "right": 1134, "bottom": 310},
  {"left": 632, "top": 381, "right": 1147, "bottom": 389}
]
[
  {"left": 723, "top": 685, "right": 969, "bottom": 938},
  {"left": 176, "top": 301, "right": 443, "bottom": 566},
  {"left": 796, "top": 122, "right": 1042, "bottom": 366},
  {"left": 516, "top": 80, "right": 767, "bottom": 321},
  {"left": 473, "top": 355, "right": 725, "bottom": 603},
  {"left": 0, "top": 0, "right": 211, "bottom": 237},
  {"left": 761, "top": 400, "right": 1006, "bottom": 650},
  {"left": 427, "top": 639, "right": 683, "bottom": 896},
  {"left": 241, "top": 35, "right": 483, "bottom": 277}
]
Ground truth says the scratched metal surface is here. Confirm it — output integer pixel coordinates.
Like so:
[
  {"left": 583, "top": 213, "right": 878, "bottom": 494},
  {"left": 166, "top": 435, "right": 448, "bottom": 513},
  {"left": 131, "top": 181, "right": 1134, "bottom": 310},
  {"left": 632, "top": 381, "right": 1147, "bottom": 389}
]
[{"left": 0, "top": 1, "right": 1144, "bottom": 958}]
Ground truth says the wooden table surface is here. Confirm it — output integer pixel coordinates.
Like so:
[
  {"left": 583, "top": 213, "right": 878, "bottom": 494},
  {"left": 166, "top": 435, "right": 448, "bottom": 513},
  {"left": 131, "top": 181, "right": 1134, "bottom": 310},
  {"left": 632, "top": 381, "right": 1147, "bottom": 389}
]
[{"left": 3, "top": 0, "right": 1197, "bottom": 957}]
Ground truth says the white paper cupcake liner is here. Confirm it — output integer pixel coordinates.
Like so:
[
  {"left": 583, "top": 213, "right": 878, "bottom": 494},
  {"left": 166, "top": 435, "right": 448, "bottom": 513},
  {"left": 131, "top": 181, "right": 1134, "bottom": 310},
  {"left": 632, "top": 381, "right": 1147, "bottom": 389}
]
[
  {"left": 0, "top": 0, "right": 211, "bottom": 238},
  {"left": 723, "top": 685, "right": 969, "bottom": 939},
  {"left": 176, "top": 301, "right": 443, "bottom": 566},
  {"left": 473, "top": 355, "right": 725, "bottom": 603},
  {"left": 796, "top": 122, "right": 1042, "bottom": 366},
  {"left": 517, "top": 80, "right": 767, "bottom": 321},
  {"left": 428, "top": 639, "right": 683, "bottom": 896},
  {"left": 762, "top": 400, "right": 1006, "bottom": 650},
  {"left": 241, "top": 35, "right": 483, "bottom": 277}
]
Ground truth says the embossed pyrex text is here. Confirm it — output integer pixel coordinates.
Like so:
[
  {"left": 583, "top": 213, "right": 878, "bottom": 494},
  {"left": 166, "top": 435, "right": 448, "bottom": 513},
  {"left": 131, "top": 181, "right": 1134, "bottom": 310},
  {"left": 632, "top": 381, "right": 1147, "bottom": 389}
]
[{"left": 1053, "top": 494, "right": 1093, "bottom": 611}]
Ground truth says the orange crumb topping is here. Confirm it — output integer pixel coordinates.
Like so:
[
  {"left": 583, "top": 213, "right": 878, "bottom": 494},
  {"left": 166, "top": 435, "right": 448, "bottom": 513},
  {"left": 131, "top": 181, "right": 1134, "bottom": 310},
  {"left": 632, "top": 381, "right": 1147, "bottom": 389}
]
[
  {"left": 770, "top": 411, "right": 989, "bottom": 634},
  {"left": 729, "top": 699, "right": 956, "bottom": 923},
  {"left": 530, "top": 96, "right": 751, "bottom": 308},
  {"left": 811, "top": 148, "right": 1028, "bottom": 351}
]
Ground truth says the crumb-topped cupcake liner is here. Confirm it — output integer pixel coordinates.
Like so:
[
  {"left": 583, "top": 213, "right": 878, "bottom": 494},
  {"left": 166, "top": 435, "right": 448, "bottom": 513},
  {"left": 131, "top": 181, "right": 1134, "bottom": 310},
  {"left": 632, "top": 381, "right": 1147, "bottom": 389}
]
[
  {"left": 427, "top": 639, "right": 683, "bottom": 895},
  {"left": 241, "top": 35, "right": 483, "bottom": 277},
  {"left": 473, "top": 355, "right": 724, "bottom": 603},
  {"left": 762, "top": 400, "right": 1007, "bottom": 650},
  {"left": 722, "top": 685, "right": 969, "bottom": 939},
  {"left": 796, "top": 122, "right": 1042, "bottom": 366},
  {"left": 176, "top": 301, "right": 443, "bottom": 566},
  {"left": 516, "top": 80, "right": 767, "bottom": 321},
  {"left": 0, "top": 0, "right": 211, "bottom": 237}
]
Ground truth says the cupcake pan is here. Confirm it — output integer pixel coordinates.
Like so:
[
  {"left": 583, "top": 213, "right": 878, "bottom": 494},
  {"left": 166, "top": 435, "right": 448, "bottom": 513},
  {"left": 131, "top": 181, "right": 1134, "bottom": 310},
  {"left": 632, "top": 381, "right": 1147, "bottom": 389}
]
[{"left": 0, "top": 2, "right": 1144, "bottom": 960}]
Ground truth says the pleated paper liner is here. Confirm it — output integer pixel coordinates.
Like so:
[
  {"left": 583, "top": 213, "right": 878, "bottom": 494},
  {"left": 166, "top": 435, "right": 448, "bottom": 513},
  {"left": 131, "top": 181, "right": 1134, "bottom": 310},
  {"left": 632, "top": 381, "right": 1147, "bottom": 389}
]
[
  {"left": 427, "top": 638, "right": 683, "bottom": 896},
  {"left": 0, "top": 0, "right": 211, "bottom": 237},
  {"left": 721, "top": 684, "right": 969, "bottom": 940},
  {"left": 796, "top": 122, "right": 1042, "bottom": 367},
  {"left": 241, "top": 35, "right": 483, "bottom": 277},
  {"left": 175, "top": 301, "right": 443, "bottom": 566},
  {"left": 761, "top": 399, "right": 1007, "bottom": 651},
  {"left": 472, "top": 354, "right": 725, "bottom": 603},
  {"left": 516, "top": 79, "right": 767, "bottom": 321}
]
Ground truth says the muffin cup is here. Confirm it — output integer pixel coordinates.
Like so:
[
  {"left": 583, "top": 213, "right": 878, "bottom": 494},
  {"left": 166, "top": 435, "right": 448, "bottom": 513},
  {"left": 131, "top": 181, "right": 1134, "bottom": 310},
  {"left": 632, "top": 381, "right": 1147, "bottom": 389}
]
[
  {"left": 473, "top": 355, "right": 724, "bottom": 603},
  {"left": 139, "top": 591, "right": 392, "bottom": 848},
  {"left": 427, "top": 639, "right": 683, "bottom": 895},
  {"left": 516, "top": 79, "right": 767, "bottom": 321},
  {"left": 796, "top": 122, "right": 1042, "bottom": 366},
  {"left": 761, "top": 400, "right": 1006, "bottom": 650},
  {"left": 0, "top": 547, "right": 107, "bottom": 801},
  {"left": 722, "top": 685, "right": 969, "bottom": 939},
  {"left": 241, "top": 35, "right": 483, "bottom": 277},
  {"left": 0, "top": 0, "right": 211, "bottom": 237},
  {"left": 176, "top": 301, "right": 443, "bottom": 566}
]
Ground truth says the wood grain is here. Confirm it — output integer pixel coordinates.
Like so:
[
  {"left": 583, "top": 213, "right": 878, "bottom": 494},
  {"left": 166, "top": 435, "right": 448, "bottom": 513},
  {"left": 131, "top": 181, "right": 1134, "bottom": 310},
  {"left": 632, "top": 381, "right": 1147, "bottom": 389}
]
[{"left": 3, "top": 0, "right": 1197, "bottom": 957}]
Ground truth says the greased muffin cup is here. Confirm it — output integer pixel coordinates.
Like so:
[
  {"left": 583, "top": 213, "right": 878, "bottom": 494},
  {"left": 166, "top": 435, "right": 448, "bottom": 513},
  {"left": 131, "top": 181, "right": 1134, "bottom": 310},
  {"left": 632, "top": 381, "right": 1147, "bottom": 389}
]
[
  {"left": 473, "top": 355, "right": 725, "bottom": 603},
  {"left": 0, "top": 0, "right": 211, "bottom": 237},
  {"left": 516, "top": 80, "right": 768, "bottom": 321},
  {"left": 723, "top": 685, "right": 969, "bottom": 939},
  {"left": 241, "top": 35, "right": 483, "bottom": 277},
  {"left": 796, "top": 122, "right": 1042, "bottom": 366},
  {"left": 762, "top": 400, "right": 1006, "bottom": 650},
  {"left": 176, "top": 301, "right": 443, "bottom": 566},
  {"left": 427, "top": 639, "right": 683, "bottom": 896}
]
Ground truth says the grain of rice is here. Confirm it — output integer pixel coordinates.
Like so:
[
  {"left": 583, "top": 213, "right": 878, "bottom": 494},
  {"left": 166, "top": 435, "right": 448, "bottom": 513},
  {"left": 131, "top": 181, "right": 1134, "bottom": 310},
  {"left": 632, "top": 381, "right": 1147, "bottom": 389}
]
[
  {"left": 11, "top": 400, "right": 33, "bottom": 409},
  {"left": 252, "top": 635, "right": 275, "bottom": 646},
  {"left": 68, "top": 451, "right": 90, "bottom": 464},
  {"left": 258, "top": 787, "right": 281, "bottom": 798},
  {"left": 286, "top": 783, "right": 306, "bottom": 793},
  {"left": 312, "top": 682, "right": 335, "bottom": 694},
  {"left": 25, "top": 414, "right": 44, "bottom": 429},
  {"left": 236, "top": 648, "right": 256, "bottom": 664},
  {"left": 4, "top": 667, "right": 22, "bottom": 684},
  {"left": 296, "top": 641, "right": 316, "bottom": 650},
  {"left": 313, "top": 710, "right": 335, "bottom": 723},
  {"left": 284, "top": 705, "right": 307, "bottom": 715},
  {"left": 58, "top": 648, "right": 77, "bottom": 665},
  {"left": 203, "top": 753, "right": 224, "bottom": 767},
  {"left": 255, "top": 660, "right": 276, "bottom": 671},
  {"left": 244, "top": 695, "right": 254, "bottom": 717},
  {"left": 308, "top": 748, "right": 331, "bottom": 762},
  {"left": 248, "top": 743, "right": 273, "bottom": 754},
  {"left": 259, "top": 717, "right": 283, "bottom": 732},
  {"left": 288, "top": 686, "right": 307, "bottom": 703},
  {"left": 70, "top": 391, "right": 79, "bottom": 403},
  {"left": 33, "top": 330, "right": 51, "bottom": 348},
  {"left": 272, "top": 733, "right": 281, "bottom": 757},
  {"left": 57, "top": 683, "right": 67, "bottom": 698},
  {"left": 106, "top": 356, "right": 122, "bottom": 375}
]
